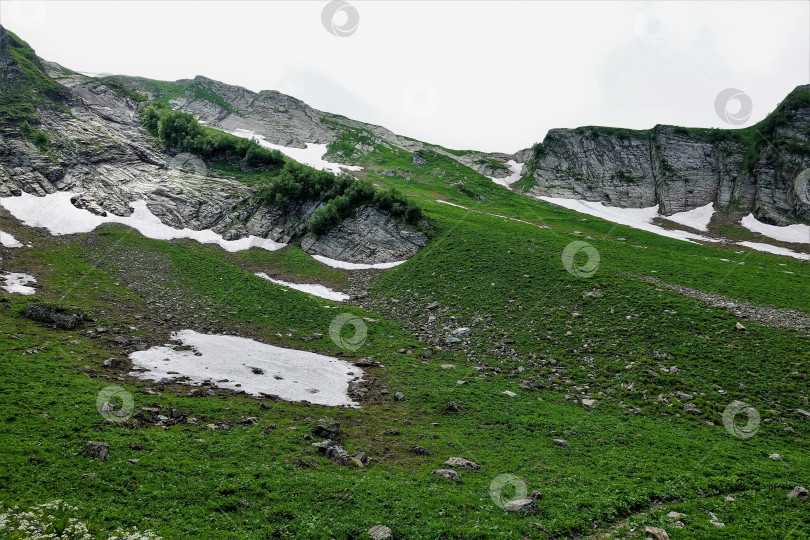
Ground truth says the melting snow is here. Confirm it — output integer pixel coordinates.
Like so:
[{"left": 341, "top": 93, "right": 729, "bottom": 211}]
[
  {"left": 230, "top": 129, "right": 363, "bottom": 174},
  {"left": 537, "top": 197, "right": 716, "bottom": 243},
  {"left": 489, "top": 161, "right": 525, "bottom": 188},
  {"left": 129, "top": 330, "right": 362, "bottom": 407},
  {"left": 255, "top": 272, "right": 349, "bottom": 301},
  {"left": 738, "top": 241, "right": 810, "bottom": 261},
  {"left": 311, "top": 254, "right": 407, "bottom": 270},
  {"left": 741, "top": 214, "right": 810, "bottom": 244},
  {"left": 0, "top": 230, "right": 22, "bottom": 248},
  {"left": 660, "top": 203, "right": 715, "bottom": 232},
  {"left": 0, "top": 192, "right": 285, "bottom": 252},
  {"left": 1, "top": 272, "right": 36, "bottom": 295}
]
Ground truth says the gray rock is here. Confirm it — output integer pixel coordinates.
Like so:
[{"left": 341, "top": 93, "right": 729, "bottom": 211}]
[
  {"left": 552, "top": 438, "right": 568, "bottom": 448},
  {"left": 580, "top": 398, "right": 598, "bottom": 409},
  {"left": 684, "top": 403, "right": 702, "bottom": 415},
  {"left": 452, "top": 327, "right": 471, "bottom": 337},
  {"left": 393, "top": 392, "right": 405, "bottom": 401},
  {"left": 22, "top": 303, "right": 85, "bottom": 330},
  {"left": 411, "top": 445, "right": 431, "bottom": 455},
  {"left": 442, "top": 457, "right": 479, "bottom": 470},
  {"left": 795, "top": 409, "right": 810, "bottom": 420},
  {"left": 313, "top": 418, "right": 341, "bottom": 440},
  {"left": 644, "top": 526, "right": 670, "bottom": 540},
  {"left": 82, "top": 441, "right": 109, "bottom": 461},
  {"left": 788, "top": 486, "right": 808, "bottom": 498},
  {"left": 367, "top": 525, "right": 392, "bottom": 540},
  {"left": 432, "top": 469, "right": 460, "bottom": 481},
  {"left": 502, "top": 498, "right": 538, "bottom": 513}
]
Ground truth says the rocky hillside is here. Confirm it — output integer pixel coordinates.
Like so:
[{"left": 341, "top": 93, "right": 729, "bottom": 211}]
[
  {"left": 0, "top": 26, "right": 425, "bottom": 264},
  {"left": 516, "top": 86, "right": 810, "bottom": 225}
]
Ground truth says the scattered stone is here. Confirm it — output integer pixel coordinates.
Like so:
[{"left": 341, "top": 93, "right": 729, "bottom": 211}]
[
  {"left": 583, "top": 290, "right": 603, "bottom": 298},
  {"left": 355, "top": 357, "right": 379, "bottom": 367},
  {"left": 552, "top": 439, "right": 568, "bottom": 448},
  {"left": 445, "top": 337, "right": 461, "bottom": 344},
  {"left": 788, "top": 486, "right": 808, "bottom": 498},
  {"left": 313, "top": 419, "right": 341, "bottom": 440},
  {"left": 82, "top": 441, "right": 109, "bottom": 461},
  {"left": 530, "top": 491, "right": 543, "bottom": 501},
  {"left": 393, "top": 392, "right": 405, "bottom": 402},
  {"left": 795, "top": 409, "right": 810, "bottom": 420},
  {"left": 442, "top": 457, "right": 479, "bottom": 470},
  {"left": 456, "top": 380, "right": 466, "bottom": 385},
  {"left": 444, "top": 401, "right": 462, "bottom": 413},
  {"left": 709, "top": 512, "right": 725, "bottom": 527},
  {"left": 502, "top": 498, "right": 538, "bottom": 513},
  {"left": 367, "top": 525, "right": 393, "bottom": 540},
  {"left": 725, "top": 496, "right": 735, "bottom": 502},
  {"left": 440, "top": 364, "right": 456, "bottom": 370},
  {"left": 22, "top": 303, "right": 85, "bottom": 330},
  {"left": 580, "top": 398, "right": 598, "bottom": 409},
  {"left": 452, "top": 327, "right": 471, "bottom": 337},
  {"left": 675, "top": 391, "right": 693, "bottom": 401},
  {"left": 432, "top": 469, "right": 460, "bottom": 481},
  {"left": 102, "top": 357, "right": 122, "bottom": 368},
  {"left": 502, "top": 390, "right": 516, "bottom": 397},
  {"left": 769, "top": 453, "right": 783, "bottom": 460},
  {"left": 684, "top": 403, "right": 702, "bottom": 415},
  {"left": 644, "top": 526, "right": 670, "bottom": 540},
  {"left": 666, "top": 511, "right": 685, "bottom": 519},
  {"left": 426, "top": 301, "right": 439, "bottom": 310},
  {"left": 127, "top": 458, "right": 139, "bottom": 464},
  {"left": 735, "top": 322, "right": 747, "bottom": 331},
  {"left": 411, "top": 445, "right": 431, "bottom": 455},
  {"left": 250, "top": 367, "right": 264, "bottom": 375}
]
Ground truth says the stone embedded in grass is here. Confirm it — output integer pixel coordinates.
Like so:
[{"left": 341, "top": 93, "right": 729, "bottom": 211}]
[
  {"left": 22, "top": 302, "right": 85, "bottom": 330},
  {"left": 788, "top": 486, "right": 808, "bottom": 498},
  {"left": 411, "top": 445, "right": 431, "bottom": 455},
  {"left": 684, "top": 403, "right": 702, "bottom": 415},
  {"left": 502, "top": 498, "right": 538, "bottom": 513},
  {"left": 82, "top": 441, "right": 109, "bottom": 461},
  {"left": 393, "top": 392, "right": 405, "bottom": 401},
  {"left": 769, "top": 453, "right": 783, "bottom": 460},
  {"left": 502, "top": 390, "right": 516, "bottom": 397},
  {"left": 312, "top": 419, "right": 341, "bottom": 440},
  {"left": 442, "top": 457, "right": 479, "bottom": 470},
  {"left": 432, "top": 469, "right": 460, "bottom": 481},
  {"left": 795, "top": 409, "right": 810, "bottom": 420},
  {"left": 580, "top": 398, "right": 598, "bottom": 409},
  {"left": 644, "top": 526, "right": 670, "bottom": 540},
  {"left": 666, "top": 511, "right": 685, "bottom": 519},
  {"left": 367, "top": 525, "right": 392, "bottom": 540},
  {"left": 735, "top": 321, "right": 747, "bottom": 331},
  {"left": 443, "top": 401, "right": 462, "bottom": 413},
  {"left": 552, "top": 439, "right": 568, "bottom": 448},
  {"left": 452, "top": 327, "right": 471, "bottom": 337}
]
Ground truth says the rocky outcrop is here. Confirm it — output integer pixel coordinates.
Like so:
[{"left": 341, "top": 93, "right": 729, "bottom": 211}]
[
  {"left": 521, "top": 86, "right": 810, "bottom": 225},
  {"left": 0, "top": 26, "right": 424, "bottom": 264}
]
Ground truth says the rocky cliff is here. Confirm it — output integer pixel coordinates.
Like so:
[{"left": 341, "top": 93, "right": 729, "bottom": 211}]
[
  {"left": 0, "top": 26, "right": 425, "bottom": 263},
  {"left": 518, "top": 86, "right": 810, "bottom": 225}
]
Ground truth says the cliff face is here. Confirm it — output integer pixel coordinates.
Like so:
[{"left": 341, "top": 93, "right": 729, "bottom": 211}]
[
  {"left": 521, "top": 86, "right": 810, "bottom": 225},
  {"left": 0, "top": 27, "right": 425, "bottom": 263}
]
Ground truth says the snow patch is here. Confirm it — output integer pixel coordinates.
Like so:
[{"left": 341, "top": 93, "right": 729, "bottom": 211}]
[
  {"left": 129, "top": 330, "right": 362, "bottom": 407},
  {"left": 738, "top": 241, "right": 810, "bottom": 260},
  {"left": 0, "top": 230, "right": 23, "bottom": 248},
  {"left": 661, "top": 203, "right": 715, "bottom": 232},
  {"left": 488, "top": 160, "right": 524, "bottom": 188},
  {"left": 741, "top": 214, "right": 810, "bottom": 244},
  {"left": 311, "top": 254, "right": 407, "bottom": 270},
  {"left": 255, "top": 272, "right": 349, "bottom": 302},
  {"left": 1, "top": 272, "right": 36, "bottom": 295},
  {"left": 230, "top": 129, "right": 363, "bottom": 174},
  {"left": 537, "top": 197, "right": 716, "bottom": 243},
  {"left": 0, "top": 192, "right": 285, "bottom": 253}
]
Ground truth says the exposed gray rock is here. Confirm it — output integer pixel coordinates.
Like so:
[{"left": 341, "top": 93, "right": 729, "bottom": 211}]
[
  {"left": 644, "top": 526, "right": 670, "bottom": 540},
  {"left": 521, "top": 88, "right": 810, "bottom": 227},
  {"left": 82, "top": 441, "right": 109, "bottom": 461},
  {"left": 367, "top": 525, "right": 393, "bottom": 540},
  {"left": 22, "top": 303, "right": 85, "bottom": 330},
  {"left": 788, "top": 486, "right": 808, "bottom": 498},
  {"left": 552, "top": 438, "right": 568, "bottom": 448},
  {"left": 502, "top": 498, "right": 538, "bottom": 513},
  {"left": 442, "top": 457, "right": 479, "bottom": 470},
  {"left": 312, "top": 419, "right": 341, "bottom": 440},
  {"left": 432, "top": 469, "right": 460, "bottom": 481}
]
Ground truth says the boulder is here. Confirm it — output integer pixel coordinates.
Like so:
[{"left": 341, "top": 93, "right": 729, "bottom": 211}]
[
  {"left": 368, "top": 525, "right": 392, "bottom": 540},
  {"left": 644, "top": 526, "right": 670, "bottom": 540},
  {"left": 432, "top": 469, "right": 460, "bottom": 481},
  {"left": 313, "top": 419, "right": 341, "bottom": 440},
  {"left": 502, "top": 498, "right": 538, "bottom": 513},
  {"left": 442, "top": 457, "right": 479, "bottom": 470},
  {"left": 82, "top": 441, "right": 109, "bottom": 461},
  {"left": 22, "top": 303, "right": 85, "bottom": 330}
]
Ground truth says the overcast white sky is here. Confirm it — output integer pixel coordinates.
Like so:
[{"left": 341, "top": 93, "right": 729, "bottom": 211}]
[{"left": 1, "top": 1, "right": 808, "bottom": 153}]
